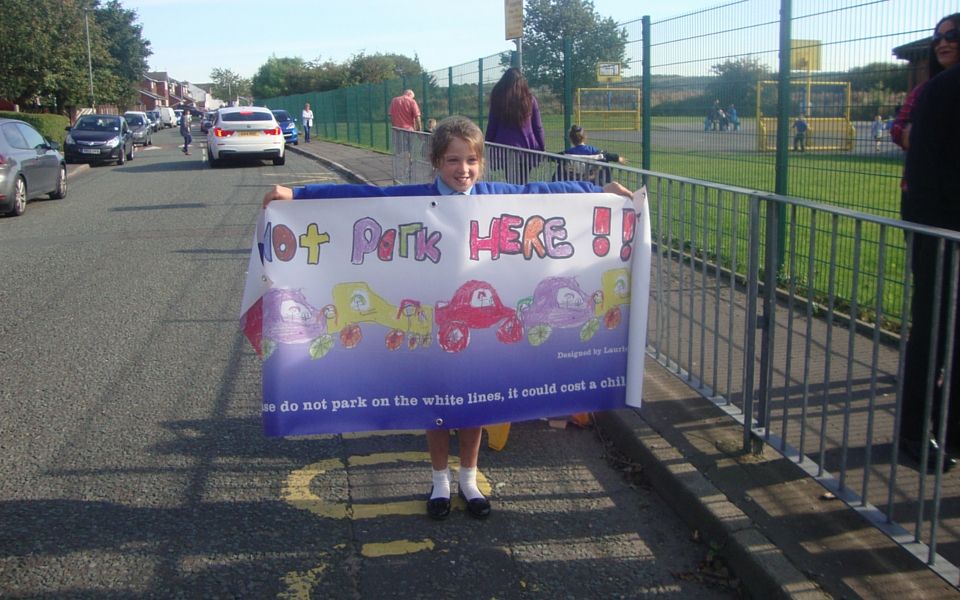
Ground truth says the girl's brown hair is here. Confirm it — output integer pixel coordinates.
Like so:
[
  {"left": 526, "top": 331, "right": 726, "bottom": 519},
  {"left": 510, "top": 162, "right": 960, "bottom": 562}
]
[{"left": 429, "top": 116, "right": 486, "bottom": 176}]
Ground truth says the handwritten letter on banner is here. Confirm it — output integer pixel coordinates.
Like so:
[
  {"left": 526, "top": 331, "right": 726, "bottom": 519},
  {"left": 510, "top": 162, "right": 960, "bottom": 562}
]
[{"left": 239, "top": 189, "right": 651, "bottom": 437}]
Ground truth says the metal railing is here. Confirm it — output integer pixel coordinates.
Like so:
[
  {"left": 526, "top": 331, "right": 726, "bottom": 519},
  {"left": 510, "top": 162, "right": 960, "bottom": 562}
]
[{"left": 393, "top": 128, "right": 960, "bottom": 586}]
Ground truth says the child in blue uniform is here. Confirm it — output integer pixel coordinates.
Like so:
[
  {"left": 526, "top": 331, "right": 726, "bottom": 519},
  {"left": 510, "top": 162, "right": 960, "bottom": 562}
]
[{"left": 263, "top": 116, "right": 633, "bottom": 520}]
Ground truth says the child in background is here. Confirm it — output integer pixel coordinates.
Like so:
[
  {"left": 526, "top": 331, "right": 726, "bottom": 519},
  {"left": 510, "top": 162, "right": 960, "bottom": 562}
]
[
  {"left": 871, "top": 115, "right": 884, "bottom": 151},
  {"left": 263, "top": 116, "right": 633, "bottom": 521},
  {"left": 559, "top": 124, "right": 626, "bottom": 184},
  {"left": 561, "top": 124, "right": 626, "bottom": 164}
]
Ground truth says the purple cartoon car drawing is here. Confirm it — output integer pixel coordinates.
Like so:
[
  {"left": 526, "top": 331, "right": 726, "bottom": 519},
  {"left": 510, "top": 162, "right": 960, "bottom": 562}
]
[
  {"left": 261, "top": 288, "right": 335, "bottom": 359},
  {"left": 517, "top": 276, "right": 600, "bottom": 346}
]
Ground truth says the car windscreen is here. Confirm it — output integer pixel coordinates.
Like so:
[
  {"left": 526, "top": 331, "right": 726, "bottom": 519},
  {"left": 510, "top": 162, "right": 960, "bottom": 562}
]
[
  {"left": 272, "top": 111, "right": 291, "bottom": 121},
  {"left": 222, "top": 111, "right": 274, "bottom": 122},
  {"left": 125, "top": 116, "right": 144, "bottom": 126},
  {"left": 76, "top": 118, "right": 120, "bottom": 131}
]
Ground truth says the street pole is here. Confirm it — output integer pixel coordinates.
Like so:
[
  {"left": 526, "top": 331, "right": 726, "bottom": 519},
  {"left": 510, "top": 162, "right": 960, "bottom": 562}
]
[{"left": 84, "top": 9, "right": 95, "bottom": 109}]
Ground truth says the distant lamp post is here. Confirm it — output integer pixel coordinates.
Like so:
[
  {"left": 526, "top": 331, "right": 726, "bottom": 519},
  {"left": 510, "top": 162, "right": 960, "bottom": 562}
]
[{"left": 83, "top": 9, "right": 95, "bottom": 108}]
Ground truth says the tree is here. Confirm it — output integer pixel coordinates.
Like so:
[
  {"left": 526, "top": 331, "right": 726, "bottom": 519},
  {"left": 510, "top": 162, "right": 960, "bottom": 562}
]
[
  {"left": 706, "top": 57, "right": 771, "bottom": 117},
  {"left": 342, "top": 52, "right": 423, "bottom": 86},
  {"left": 209, "top": 68, "right": 251, "bottom": 104},
  {"left": 251, "top": 56, "right": 315, "bottom": 99},
  {"left": 95, "top": 1, "right": 152, "bottom": 108},
  {"left": 0, "top": 0, "right": 150, "bottom": 111},
  {"left": 512, "top": 0, "right": 628, "bottom": 95},
  {"left": 845, "top": 62, "right": 909, "bottom": 93}
]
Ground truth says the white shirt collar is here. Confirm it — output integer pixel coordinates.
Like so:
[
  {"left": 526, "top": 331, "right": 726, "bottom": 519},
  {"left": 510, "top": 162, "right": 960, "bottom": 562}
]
[{"left": 435, "top": 176, "right": 473, "bottom": 195}]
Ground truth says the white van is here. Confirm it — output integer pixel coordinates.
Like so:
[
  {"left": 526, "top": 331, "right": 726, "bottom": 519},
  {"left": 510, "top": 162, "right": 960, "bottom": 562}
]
[{"left": 158, "top": 107, "right": 176, "bottom": 128}]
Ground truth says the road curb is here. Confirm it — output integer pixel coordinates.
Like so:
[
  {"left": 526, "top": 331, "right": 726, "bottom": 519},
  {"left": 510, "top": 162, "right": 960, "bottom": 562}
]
[
  {"left": 594, "top": 408, "right": 830, "bottom": 600},
  {"left": 287, "top": 145, "right": 375, "bottom": 186},
  {"left": 66, "top": 163, "right": 90, "bottom": 180}
]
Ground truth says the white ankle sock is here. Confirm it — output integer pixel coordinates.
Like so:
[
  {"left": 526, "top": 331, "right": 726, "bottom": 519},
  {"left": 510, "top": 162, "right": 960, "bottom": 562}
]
[
  {"left": 431, "top": 468, "right": 450, "bottom": 499},
  {"left": 458, "top": 466, "right": 483, "bottom": 500}
]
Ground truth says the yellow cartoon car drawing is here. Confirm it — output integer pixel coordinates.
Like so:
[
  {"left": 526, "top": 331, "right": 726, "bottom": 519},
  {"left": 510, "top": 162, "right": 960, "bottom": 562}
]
[
  {"left": 325, "top": 282, "right": 433, "bottom": 351},
  {"left": 594, "top": 268, "right": 630, "bottom": 329}
]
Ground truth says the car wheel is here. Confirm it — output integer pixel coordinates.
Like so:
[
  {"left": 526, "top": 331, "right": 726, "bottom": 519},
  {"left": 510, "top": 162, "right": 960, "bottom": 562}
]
[
  {"left": 10, "top": 176, "right": 27, "bottom": 216},
  {"left": 127, "top": 144, "right": 134, "bottom": 161},
  {"left": 294, "top": 141, "right": 298, "bottom": 146},
  {"left": 49, "top": 165, "right": 67, "bottom": 199},
  {"left": 438, "top": 322, "right": 469, "bottom": 353},
  {"left": 273, "top": 154, "right": 286, "bottom": 166},
  {"left": 116, "top": 149, "right": 125, "bottom": 166},
  {"left": 208, "top": 154, "right": 219, "bottom": 168},
  {"left": 147, "top": 137, "right": 152, "bottom": 146}
]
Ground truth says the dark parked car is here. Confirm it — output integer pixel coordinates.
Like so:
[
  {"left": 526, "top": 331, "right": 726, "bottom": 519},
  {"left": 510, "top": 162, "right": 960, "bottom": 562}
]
[
  {"left": 123, "top": 112, "right": 153, "bottom": 146},
  {"left": 146, "top": 110, "right": 161, "bottom": 132},
  {"left": 64, "top": 114, "right": 134, "bottom": 166},
  {"left": 0, "top": 118, "right": 67, "bottom": 216},
  {"left": 271, "top": 109, "right": 299, "bottom": 145},
  {"left": 200, "top": 111, "right": 216, "bottom": 134}
]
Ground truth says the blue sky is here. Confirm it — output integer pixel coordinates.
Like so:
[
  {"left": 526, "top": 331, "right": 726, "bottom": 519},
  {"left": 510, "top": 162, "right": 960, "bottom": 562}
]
[
  {"left": 122, "top": 0, "right": 954, "bottom": 85},
  {"left": 121, "top": 0, "right": 704, "bottom": 83}
]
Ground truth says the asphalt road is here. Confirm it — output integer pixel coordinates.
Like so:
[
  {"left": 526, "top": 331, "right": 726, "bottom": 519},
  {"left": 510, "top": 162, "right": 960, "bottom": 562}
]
[{"left": 0, "top": 127, "right": 741, "bottom": 599}]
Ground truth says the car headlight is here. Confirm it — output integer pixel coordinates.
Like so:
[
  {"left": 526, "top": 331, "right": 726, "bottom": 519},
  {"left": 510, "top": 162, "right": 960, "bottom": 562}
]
[
  {"left": 105, "top": 136, "right": 120, "bottom": 148},
  {"left": 65, "top": 134, "right": 74, "bottom": 144}
]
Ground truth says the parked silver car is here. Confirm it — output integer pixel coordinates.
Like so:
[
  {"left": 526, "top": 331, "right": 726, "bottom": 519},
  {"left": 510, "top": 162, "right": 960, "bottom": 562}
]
[{"left": 0, "top": 118, "right": 67, "bottom": 216}]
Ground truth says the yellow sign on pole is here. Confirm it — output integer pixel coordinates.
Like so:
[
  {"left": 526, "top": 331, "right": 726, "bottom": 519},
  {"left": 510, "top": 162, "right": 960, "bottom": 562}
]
[
  {"left": 505, "top": 0, "right": 523, "bottom": 40},
  {"left": 791, "top": 39, "right": 821, "bottom": 71}
]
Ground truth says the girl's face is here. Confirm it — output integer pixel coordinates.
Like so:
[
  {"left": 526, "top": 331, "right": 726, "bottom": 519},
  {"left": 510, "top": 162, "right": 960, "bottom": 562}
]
[
  {"left": 935, "top": 20, "right": 959, "bottom": 70},
  {"left": 438, "top": 136, "right": 481, "bottom": 192}
]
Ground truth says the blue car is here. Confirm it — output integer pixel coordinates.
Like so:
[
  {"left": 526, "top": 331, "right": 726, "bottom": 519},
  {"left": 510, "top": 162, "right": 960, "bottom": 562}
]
[{"left": 271, "top": 110, "right": 299, "bottom": 146}]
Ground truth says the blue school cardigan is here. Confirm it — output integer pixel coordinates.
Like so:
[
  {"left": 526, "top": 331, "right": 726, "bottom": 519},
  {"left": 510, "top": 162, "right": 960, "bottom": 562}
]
[{"left": 292, "top": 179, "right": 603, "bottom": 199}]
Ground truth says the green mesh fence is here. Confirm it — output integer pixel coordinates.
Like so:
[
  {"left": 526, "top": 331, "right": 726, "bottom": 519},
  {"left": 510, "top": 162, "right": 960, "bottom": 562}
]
[{"left": 257, "top": 0, "right": 957, "bottom": 328}]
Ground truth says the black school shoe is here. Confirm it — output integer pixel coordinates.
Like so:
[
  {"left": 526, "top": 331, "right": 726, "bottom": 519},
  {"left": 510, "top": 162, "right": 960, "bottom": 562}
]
[
  {"left": 900, "top": 437, "right": 958, "bottom": 473},
  {"left": 426, "top": 489, "right": 450, "bottom": 520},
  {"left": 458, "top": 489, "right": 491, "bottom": 520}
]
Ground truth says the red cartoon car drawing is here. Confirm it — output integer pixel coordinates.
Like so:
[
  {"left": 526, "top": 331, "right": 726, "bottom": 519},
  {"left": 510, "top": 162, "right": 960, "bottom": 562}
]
[{"left": 434, "top": 280, "right": 523, "bottom": 352}]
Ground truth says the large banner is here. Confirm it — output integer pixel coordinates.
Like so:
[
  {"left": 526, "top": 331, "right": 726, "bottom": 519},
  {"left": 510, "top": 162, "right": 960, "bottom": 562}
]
[{"left": 240, "top": 189, "right": 650, "bottom": 437}]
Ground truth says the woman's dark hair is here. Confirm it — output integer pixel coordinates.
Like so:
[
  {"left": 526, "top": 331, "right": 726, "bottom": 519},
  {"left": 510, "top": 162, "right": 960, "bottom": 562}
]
[
  {"left": 489, "top": 68, "right": 533, "bottom": 129},
  {"left": 929, "top": 13, "right": 960, "bottom": 78},
  {"left": 568, "top": 124, "right": 585, "bottom": 146}
]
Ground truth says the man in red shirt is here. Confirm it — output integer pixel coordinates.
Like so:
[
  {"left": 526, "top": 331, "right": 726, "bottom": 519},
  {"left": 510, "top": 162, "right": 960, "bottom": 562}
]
[{"left": 389, "top": 89, "right": 422, "bottom": 131}]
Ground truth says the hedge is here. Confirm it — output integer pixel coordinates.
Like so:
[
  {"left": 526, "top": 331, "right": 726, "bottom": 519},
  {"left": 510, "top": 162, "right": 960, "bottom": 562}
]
[{"left": 0, "top": 111, "right": 71, "bottom": 146}]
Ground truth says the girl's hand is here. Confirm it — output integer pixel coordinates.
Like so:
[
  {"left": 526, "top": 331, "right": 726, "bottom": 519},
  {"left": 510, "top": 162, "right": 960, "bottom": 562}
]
[
  {"left": 263, "top": 185, "right": 294, "bottom": 208},
  {"left": 602, "top": 181, "right": 633, "bottom": 198}
]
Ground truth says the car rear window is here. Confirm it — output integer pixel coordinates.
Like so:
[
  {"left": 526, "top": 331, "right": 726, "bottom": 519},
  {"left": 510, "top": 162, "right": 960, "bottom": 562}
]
[{"left": 222, "top": 111, "right": 274, "bottom": 122}]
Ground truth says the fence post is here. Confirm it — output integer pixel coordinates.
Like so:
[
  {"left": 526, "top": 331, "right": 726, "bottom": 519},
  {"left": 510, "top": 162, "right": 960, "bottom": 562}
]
[
  {"left": 642, "top": 15, "right": 651, "bottom": 177},
  {"left": 384, "top": 83, "right": 391, "bottom": 152},
  {"left": 421, "top": 75, "right": 428, "bottom": 129},
  {"left": 757, "top": 197, "right": 781, "bottom": 441},
  {"left": 478, "top": 58, "right": 485, "bottom": 131},
  {"left": 354, "top": 86, "right": 361, "bottom": 145},
  {"left": 743, "top": 195, "right": 762, "bottom": 451},
  {"left": 331, "top": 90, "right": 338, "bottom": 140},
  {"left": 563, "top": 36, "right": 572, "bottom": 138},
  {"left": 448, "top": 67, "right": 454, "bottom": 119},
  {"left": 774, "top": 0, "right": 792, "bottom": 273}
]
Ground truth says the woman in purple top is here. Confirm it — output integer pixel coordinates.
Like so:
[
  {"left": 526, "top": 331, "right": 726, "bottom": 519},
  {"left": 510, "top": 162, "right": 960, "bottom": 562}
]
[{"left": 484, "top": 68, "right": 546, "bottom": 183}]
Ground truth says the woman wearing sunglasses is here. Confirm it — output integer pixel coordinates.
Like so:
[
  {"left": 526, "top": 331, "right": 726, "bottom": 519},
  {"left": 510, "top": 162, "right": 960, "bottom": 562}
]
[
  {"left": 891, "top": 14, "right": 959, "bottom": 153},
  {"left": 897, "top": 13, "right": 960, "bottom": 472}
]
